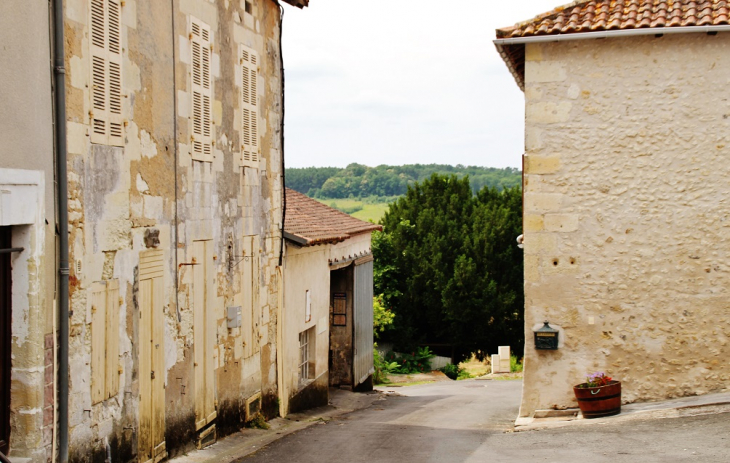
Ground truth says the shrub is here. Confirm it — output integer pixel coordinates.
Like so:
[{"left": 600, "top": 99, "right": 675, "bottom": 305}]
[
  {"left": 510, "top": 355, "right": 523, "bottom": 373},
  {"left": 373, "top": 344, "right": 399, "bottom": 384},
  {"left": 386, "top": 347, "right": 434, "bottom": 374},
  {"left": 440, "top": 363, "right": 460, "bottom": 380}
]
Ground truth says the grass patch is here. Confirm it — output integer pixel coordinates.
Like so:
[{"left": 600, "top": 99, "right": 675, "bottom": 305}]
[
  {"left": 382, "top": 381, "right": 435, "bottom": 387},
  {"left": 458, "top": 355, "right": 489, "bottom": 379},
  {"left": 314, "top": 198, "right": 391, "bottom": 223},
  {"left": 351, "top": 203, "right": 390, "bottom": 223}
]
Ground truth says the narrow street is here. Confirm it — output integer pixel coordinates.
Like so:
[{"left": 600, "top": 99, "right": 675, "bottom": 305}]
[{"left": 236, "top": 379, "right": 730, "bottom": 463}]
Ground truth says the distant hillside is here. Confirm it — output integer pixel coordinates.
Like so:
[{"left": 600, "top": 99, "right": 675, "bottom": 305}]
[{"left": 286, "top": 164, "right": 522, "bottom": 199}]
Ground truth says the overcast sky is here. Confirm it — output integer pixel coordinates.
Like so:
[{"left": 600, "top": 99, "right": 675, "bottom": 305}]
[{"left": 281, "top": 0, "right": 562, "bottom": 169}]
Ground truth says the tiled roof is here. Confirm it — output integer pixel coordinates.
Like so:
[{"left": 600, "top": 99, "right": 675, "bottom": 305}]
[
  {"left": 497, "top": 1, "right": 730, "bottom": 38},
  {"left": 281, "top": 0, "right": 309, "bottom": 8},
  {"left": 284, "top": 188, "right": 382, "bottom": 246},
  {"left": 495, "top": 1, "right": 730, "bottom": 90}
]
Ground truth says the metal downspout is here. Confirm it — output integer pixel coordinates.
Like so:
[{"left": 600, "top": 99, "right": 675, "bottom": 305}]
[
  {"left": 277, "top": 2, "right": 286, "bottom": 267},
  {"left": 52, "top": 0, "right": 70, "bottom": 462}
]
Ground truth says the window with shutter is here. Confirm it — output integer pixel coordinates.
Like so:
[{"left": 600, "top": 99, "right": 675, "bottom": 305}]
[
  {"left": 240, "top": 45, "right": 260, "bottom": 168},
  {"left": 190, "top": 18, "right": 213, "bottom": 162},
  {"left": 89, "top": 0, "right": 124, "bottom": 146}
]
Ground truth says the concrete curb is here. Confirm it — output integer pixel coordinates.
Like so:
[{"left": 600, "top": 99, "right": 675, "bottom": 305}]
[
  {"left": 515, "top": 391, "right": 730, "bottom": 432},
  {"left": 168, "top": 390, "right": 383, "bottom": 463}
]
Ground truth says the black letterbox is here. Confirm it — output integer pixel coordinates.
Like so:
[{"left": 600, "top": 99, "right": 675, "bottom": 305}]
[{"left": 534, "top": 321, "right": 559, "bottom": 350}]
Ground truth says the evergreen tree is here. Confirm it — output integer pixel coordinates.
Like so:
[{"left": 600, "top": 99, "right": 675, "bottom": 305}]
[{"left": 373, "top": 174, "right": 524, "bottom": 360}]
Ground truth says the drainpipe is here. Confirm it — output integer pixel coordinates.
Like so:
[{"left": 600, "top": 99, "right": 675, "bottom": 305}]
[
  {"left": 277, "top": 2, "right": 286, "bottom": 267},
  {"left": 52, "top": 0, "right": 70, "bottom": 462}
]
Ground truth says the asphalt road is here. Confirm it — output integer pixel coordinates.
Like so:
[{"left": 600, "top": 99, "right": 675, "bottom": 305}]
[{"left": 236, "top": 379, "right": 730, "bottom": 463}]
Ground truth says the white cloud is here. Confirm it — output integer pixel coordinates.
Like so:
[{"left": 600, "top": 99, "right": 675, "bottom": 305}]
[{"left": 282, "top": 0, "right": 562, "bottom": 168}]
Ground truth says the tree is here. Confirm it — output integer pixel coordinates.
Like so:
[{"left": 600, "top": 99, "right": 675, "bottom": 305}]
[{"left": 373, "top": 174, "right": 524, "bottom": 361}]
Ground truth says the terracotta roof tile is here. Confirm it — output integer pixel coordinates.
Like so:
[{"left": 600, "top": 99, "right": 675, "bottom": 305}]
[
  {"left": 495, "top": 0, "right": 730, "bottom": 90},
  {"left": 284, "top": 188, "right": 382, "bottom": 247},
  {"left": 497, "top": 0, "right": 730, "bottom": 39}
]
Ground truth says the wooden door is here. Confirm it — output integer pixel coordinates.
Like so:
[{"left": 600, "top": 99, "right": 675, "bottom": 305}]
[
  {"left": 0, "top": 227, "right": 12, "bottom": 455},
  {"left": 353, "top": 261, "right": 374, "bottom": 388},
  {"left": 138, "top": 250, "right": 166, "bottom": 463},
  {"left": 193, "top": 241, "right": 216, "bottom": 431}
]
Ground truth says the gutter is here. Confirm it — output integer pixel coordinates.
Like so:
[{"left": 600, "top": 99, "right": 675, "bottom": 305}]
[
  {"left": 493, "top": 25, "right": 730, "bottom": 46},
  {"left": 52, "top": 0, "right": 70, "bottom": 462}
]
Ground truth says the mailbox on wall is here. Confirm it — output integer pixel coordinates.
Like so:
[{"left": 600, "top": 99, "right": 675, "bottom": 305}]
[{"left": 534, "top": 321, "right": 559, "bottom": 350}]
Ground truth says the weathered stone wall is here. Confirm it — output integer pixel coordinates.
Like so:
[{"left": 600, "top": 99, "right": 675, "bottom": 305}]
[
  {"left": 63, "top": 0, "right": 284, "bottom": 460},
  {"left": 281, "top": 244, "right": 330, "bottom": 415},
  {"left": 521, "top": 33, "right": 730, "bottom": 417}
]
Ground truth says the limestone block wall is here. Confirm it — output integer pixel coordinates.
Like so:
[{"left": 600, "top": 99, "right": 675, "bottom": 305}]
[
  {"left": 521, "top": 33, "right": 730, "bottom": 417},
  {"left": 63, "top": 0, "right": 284, "bottom": 460}
]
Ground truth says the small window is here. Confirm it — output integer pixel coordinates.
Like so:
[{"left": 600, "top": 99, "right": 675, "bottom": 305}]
[
  {"left": 298, "top": 327, "right": 315, "bottom": 384},
  {"left": 245, "top": 1, "right": 253, "bottom": 14},
  {"left": 305, "top": 290, "right": 311, "bottom": 322}
]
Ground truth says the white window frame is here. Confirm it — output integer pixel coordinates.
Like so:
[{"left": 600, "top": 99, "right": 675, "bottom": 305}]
[{"left": 298, "top": 327, "right": 315, "bottom": 384}]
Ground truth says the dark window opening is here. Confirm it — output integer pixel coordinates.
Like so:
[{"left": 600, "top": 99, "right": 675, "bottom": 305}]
[{"left": 245, "top": 1, "right": 253, "bottom": 14}]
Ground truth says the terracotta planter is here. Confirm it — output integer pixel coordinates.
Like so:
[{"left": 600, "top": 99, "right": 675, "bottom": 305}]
[{"left": 573, "top": 380, "right": 621, "bottom": 418}]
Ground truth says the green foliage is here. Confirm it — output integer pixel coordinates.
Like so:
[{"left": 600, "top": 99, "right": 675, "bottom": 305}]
[
  {"left": 440, "top": 363, "right": 461, "bottom": 380},
  {"left": 373, "top": 344, "right": 400, "bottom": 384},
  {"left": 373, "top": 295, "right": 395, "bottom": 340},
  {"left": 245, "top": 413, "right": 269, "bottom": 430},
  {"left": 385, "top": 347, "right": 435, "bottom": 374},
  {"left": 374, "top": 174, "right": 524, "bottom": 360},
  {"left": 510, "top": 355, "right": 523, "bottom": 373},
  {"left": 457, "top": 369, "right": 474, "bottom": 381},
  {"left": 286, "top": 163, "right": 521, "bottom": 199}
]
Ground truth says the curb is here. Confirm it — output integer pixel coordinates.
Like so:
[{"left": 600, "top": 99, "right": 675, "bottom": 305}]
[{"left": 515, "top": 399, "right": 730, "bottom": 432}]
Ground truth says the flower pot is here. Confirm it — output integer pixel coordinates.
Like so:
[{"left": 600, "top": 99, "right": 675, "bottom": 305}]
[{"left": 573, "top": 380, "right": 621, "bottom": 418}]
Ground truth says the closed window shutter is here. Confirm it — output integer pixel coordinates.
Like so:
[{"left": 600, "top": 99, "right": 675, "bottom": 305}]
[
  {"left": 90, "top": 0, "right": 124, "bottom": 146},
  {"left": 90, "top": 279, "right": 121, "bottom": 404},
  {"left": 191, "top": 19, "right": 213, "bottom": 162},
  {"left": 240, "top": 46, "right": 259, "bottom": 168},
  {"left": 107, "top": 0, "right": 124, "bottom": 146}
]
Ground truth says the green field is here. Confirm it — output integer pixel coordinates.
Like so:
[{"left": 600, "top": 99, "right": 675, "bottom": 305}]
[{"left": 316, "top": 198, "right": 391, "bottom": 224}]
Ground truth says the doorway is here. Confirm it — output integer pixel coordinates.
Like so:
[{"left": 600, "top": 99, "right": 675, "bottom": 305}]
[
  {"left": 138, "top": 249, "right": 167, "bottom": 463},
  {"left": 0, "top": 226, "right": 12, "bottom": 455}
]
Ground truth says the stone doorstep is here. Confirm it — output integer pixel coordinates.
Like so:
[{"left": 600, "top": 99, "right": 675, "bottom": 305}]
[{"left": 515, "top": 391, "right": 730, "bottom": 432}]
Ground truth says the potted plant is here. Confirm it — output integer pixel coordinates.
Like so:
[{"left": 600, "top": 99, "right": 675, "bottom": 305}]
[{"left": 573, "top": 372, "right": 621, "bottom": 418}]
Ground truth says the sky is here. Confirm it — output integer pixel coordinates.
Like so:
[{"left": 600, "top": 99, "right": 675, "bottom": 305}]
[{"left": 280, "top": 0, "right": 564, "bottom": 169}]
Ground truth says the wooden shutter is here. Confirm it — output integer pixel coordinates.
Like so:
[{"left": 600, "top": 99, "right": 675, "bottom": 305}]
[
  {"left": 90, "top": 279, "right": 120, "bottom": 404},
  {"left": 90, "top": 282, "right": 107, "bottom": 404},
  {"left": 241, "top": 236, "right": 260, "bottom": 358},
  {"left": 138, "top": 249, "right": 166, "bottom": 463},
  {"left": 240, "top": 46, "right": 259, "bottom": 168},
  {"left": 193, "top": 240, "right": 216, "bottom": 431},
  {"left": 191, "top": 19, "right": 213, "bottom": 162},
  {"left": 90, "top": 0, "right": 123, "bottom": 146}
]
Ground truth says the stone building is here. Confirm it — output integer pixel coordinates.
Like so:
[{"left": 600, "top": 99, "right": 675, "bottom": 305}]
[
  {"left": 495, "top": 0, "right": 730, "bottom": 418},
  {"left": 0, "top": 0, "right": 312, "bottom": 462},
  {"left": 280, "top": 189, "right": 380, "bottom": 415}
]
